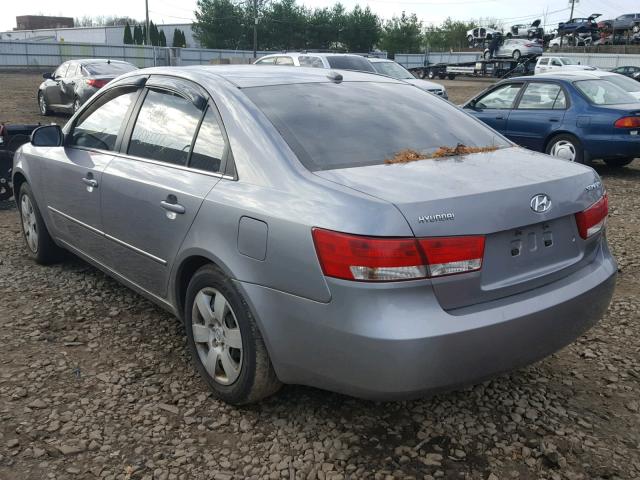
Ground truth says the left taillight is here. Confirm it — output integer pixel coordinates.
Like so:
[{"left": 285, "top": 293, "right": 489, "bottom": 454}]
[
  {"left": 614, "top": 116, "right": 640, "bottom": 128},
  {"left": 311, "top": 228, "right": 485, "bottom": 282},
  {"left": 575, "top": 193, "right": 608, "bottom": 240}
]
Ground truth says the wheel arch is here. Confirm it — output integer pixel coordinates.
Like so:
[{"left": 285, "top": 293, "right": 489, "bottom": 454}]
[
  {"left": 12, "top": 170, "right": 28, "bottom": 197},
  {"left": 543, "top": 130, "right": 579, "bottom": 152}
]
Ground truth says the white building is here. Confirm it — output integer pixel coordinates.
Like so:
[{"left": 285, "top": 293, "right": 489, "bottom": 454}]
[{"left": 0, "top": 23, "right": 200, "bottom": 47}]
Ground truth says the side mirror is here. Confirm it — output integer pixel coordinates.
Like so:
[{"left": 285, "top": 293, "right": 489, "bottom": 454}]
[
  {"left": 466, "top": 99, "right": 477, "bottom": 109},
  {"left": 42, "top": 72, "right": 53, "bottom": 80},
  {"left": 31, "top": 125, "right": 63, "bottom": 147}
]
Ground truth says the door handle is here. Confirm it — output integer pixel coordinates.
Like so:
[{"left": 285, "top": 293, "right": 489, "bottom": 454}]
[
  {"left": 160, "top": 200, "right": 185, "bottom": 214},
  {"left": 549, "top": 118, "right": 559, "bottom": 123},
  {"left": 495, "top": 115, "right": 504, "bottom": 120},
  {"left": 82, "top": 177, "right": 98, "bottom": 188}
]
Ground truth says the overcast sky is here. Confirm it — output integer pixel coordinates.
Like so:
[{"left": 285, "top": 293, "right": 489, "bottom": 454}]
[{"left": 1, "top": 0, "right": 636, "bottom": 32}]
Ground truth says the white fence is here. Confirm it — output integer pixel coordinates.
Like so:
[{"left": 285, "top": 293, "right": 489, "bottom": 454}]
[
  {"left": 394, "top": 51, "right": 640, "bottom": 70},
  {"left": 0, "top": 40, "right": 272, "bottom": 69}
]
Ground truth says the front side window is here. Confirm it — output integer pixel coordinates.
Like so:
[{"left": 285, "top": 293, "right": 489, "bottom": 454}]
[
  {"left": 538, "top": 58, "right": 549, "bottom": 65},
  {"left": 70, "top": 88, "right": 137, "bottom": 151},
  {"left": 476, "top": 83, "right": 523, "bottom": 109},
  {"left": 54, "top": 63, "right": 69, "bottom": 79},
  {"left": 189, "top": 107, "right": 226, "bottom": 173},
  {"left": 518, "top": 83, "right": 566, "bottom": 109},
  {"left": 128, "top": 89, "right": 203, "bottom": 165},
  {"left": 256, "top": 57, "right": 275, "bottom": 64},
  {"left": 245, "top": 82, "right": 508, "bottom": 171}
]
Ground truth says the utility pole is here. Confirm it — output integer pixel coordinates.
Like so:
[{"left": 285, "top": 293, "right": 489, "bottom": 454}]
[
  {"left": 253, "top": 0, "right": 258, "bottom": 59},
  {"left": 569, "top": 0, "right": 576, "bottom": 21},
  {"left": 145, "top": 0, "right": 150, "bottom": 46}
]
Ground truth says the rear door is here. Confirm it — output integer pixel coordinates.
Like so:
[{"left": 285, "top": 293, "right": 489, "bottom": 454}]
[
  {"left": 505, "top": 81, "right": 568, "bottom": 151},
  {"left": 100, "top": 77, "right": 227, "bottom": 297},
  {"left": 468, "top": 82, "right": 524, "bottom": 132},
  {"left": 42, "top": 85, "right": 140, "bottom": 263}
]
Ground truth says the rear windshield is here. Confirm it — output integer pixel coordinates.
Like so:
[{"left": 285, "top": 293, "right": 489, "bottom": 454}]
[
  {"left": 574, "top": 79, "right": 637, "bottom": 105},
  {"left": 84, "top": 62, "right": 138, "bottom": 75},
  {"left": 244, "top": 82, "right": 508, "bottom": 171},
  {"left": 371, "top": 61, "right": 414, "bottom": 79},
  {"left": 326, "top": 56, "right": 376, "bottom": 73},
  {"left": 601, "top": 74, "right": 640, "bottom": 93}
]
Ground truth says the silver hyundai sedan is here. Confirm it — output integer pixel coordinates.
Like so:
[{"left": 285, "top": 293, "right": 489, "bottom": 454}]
[{"left": 13, "top": 66, "right": 616, "bottom": 404}]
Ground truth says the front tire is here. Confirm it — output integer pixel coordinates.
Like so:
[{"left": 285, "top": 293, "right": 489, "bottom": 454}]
[
  {"left": 38, "top": 92, "right": 51, "bottom": 116},
  {"left": 184, "top": 265, "right": 281, "bottom": 405},
  {"left": 72, "top": 97, "right": 81, "bottom": 114},
  {"left": 604, "top": 158, "right": 634, "bottom": 167},
  {"left": 18, "top": 183, "right": 61, "bottom": 264},
  {"left": 546, "top": 134, "right": 584, "bottom": 164}
]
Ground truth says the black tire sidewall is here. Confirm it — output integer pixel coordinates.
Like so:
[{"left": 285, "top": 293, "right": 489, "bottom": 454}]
[
  {"left": 18, "top": 183, "right": 58, "bottom": 263},
  {"left": 546, "top": 134, "right": 585, "bottom": 164},
  {"left": 38, "top": 93, "right": 50, "bottom": 116},
  {"left": 604, "top": 158, "right": 634, "bottom": 167},
  {"left": 184, "top": 266, "right": 260, "bottom": 404}
]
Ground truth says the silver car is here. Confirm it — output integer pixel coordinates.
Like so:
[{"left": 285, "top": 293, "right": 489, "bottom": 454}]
[
  {"left": 367, "top": 58, "right": 448, "bottom": 99},
  {"left": 484, "top": 39, "right": 544, "bottom": 61},
  {"left": 14, "top": 66, "right": 616, "bottom": 404}
]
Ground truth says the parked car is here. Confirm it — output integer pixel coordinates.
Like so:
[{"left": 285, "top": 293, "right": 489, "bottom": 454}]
[
  {"left": 13, "top": 65, "right": 616, "bottom": 404},
  {"left": 466, "top": 26, "right": 501, "bottom": 45},
  {"left": 0, "top": 123, "right": 39, "bottom": 202},
  {"left": 463, "top": 73, "right": 640, "bottom": 166},
  {"left": 254, "top": 52, "right": 376, "bottom": 73},
  {"left": 38, "top": 59, "right": 138, "bottom": 116},
  {"left": 611, "top": 65, "right": 640, "bottom": 80},
  {"left": 367, "top": 58, "right": 447, "bottom": 99},
  {"left": 612, "top": 13, "right": 640, "bottom": 32},
  {"left": 483, "top": 38, "right": 543, "bottom": 61},
  {"left": 507, "top": 19, "right": 542, "bottom": 39},
  {"left": 548, "top": 33, "right": 594, "bottom": 50},
  {"left": 558, "top": 14, "right": 601, "bottom": 35},
  {"left": 539, "top": 70, "right": 640, "bottom": 101},
  {"left": 534, "top": 56, "right": 597, "bottom": 75}
]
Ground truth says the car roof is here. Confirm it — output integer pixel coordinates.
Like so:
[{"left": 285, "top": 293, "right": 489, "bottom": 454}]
[
  {"left": 258, "top": 52, "right": 367, "bottom": 58},
  {"left": 368, "top": 58, "right": 395, "bottom": 63},
  {"left": 68, "top": 58, "right": 132, "bottom": 65},
  {"left": 177, "top": 65, "right": 400, "bottom": 88},
  {"left": 509, "top": 72, "right": 598, "bottom": 82}
]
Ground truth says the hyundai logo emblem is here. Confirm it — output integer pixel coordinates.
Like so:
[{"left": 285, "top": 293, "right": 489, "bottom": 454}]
[{"left": 530, "top": 194, "right": 552, "bottom": 213}]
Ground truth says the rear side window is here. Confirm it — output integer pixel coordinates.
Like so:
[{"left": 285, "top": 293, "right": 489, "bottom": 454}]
[
  {"left": 275, "top": 57, "right": 294, "bottom": 65},
  {"left": 128, "top": 89, "right": 202, "bottom": 165},
  {"left": 70, "top": 88, "right": 137, "bottom": 151},
  {"left": 245, "top": 82, "right": 508, "bottom": 171},
  {"left": 518, "top": 83, "right": 566, "bottom": 109},
  {"left": 326, "top": 56, "right": 376, "bottom": 73},
  {"left": 299, "top": 56, "right": 324, "bottom": 68},
  {"left": 189, "top": 107, "right": 226, "bottom": 173}
]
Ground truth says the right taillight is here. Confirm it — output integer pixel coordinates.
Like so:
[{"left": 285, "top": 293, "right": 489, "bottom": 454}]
[
  {"left": 614, "top": 116, "right": 640, "bottom": 128},
  {"left": 311, "top": 228, "right": 485, "bottom": 282},
  {"left": 575, "top": 193, "right": 608, "bottom": 239}
]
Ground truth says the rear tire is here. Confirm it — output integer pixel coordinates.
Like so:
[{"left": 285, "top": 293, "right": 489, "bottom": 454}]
[
  {"left": 604, "top": 158, "right": 634, "bottom": 167},
  {"left": 512, "top": 50, "right": 522, "bottom": 61},
  {"left": 18, "top": 183, "right": 61, "bottom": 264},
  {"left": 545, "top": 134, "right": 585, "bottom": 164},
  {"left": 184, "top": 264, "right": 281, "bottom": 405}
]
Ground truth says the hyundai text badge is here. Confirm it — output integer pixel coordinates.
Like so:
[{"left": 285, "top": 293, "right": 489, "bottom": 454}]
[{"left": 530, "top": 194, "right": 551, "bottom": 213}]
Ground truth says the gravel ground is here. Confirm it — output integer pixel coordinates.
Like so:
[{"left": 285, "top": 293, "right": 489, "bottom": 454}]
[{"left": 0, "top": 71, "right": 639, "bottom": 480}]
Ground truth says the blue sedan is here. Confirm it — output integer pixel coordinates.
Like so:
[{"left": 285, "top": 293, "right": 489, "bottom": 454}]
[{"left": 463, "top": 73, "right": 640, "bottom": 167}]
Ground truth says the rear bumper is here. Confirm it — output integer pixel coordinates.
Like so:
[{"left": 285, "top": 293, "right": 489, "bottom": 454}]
[
  {"left": 585, "top": 134, "right": 640, "bottom": 160},
  {"left": 238, "top": 242, "right": 616, "bottom": 400}
]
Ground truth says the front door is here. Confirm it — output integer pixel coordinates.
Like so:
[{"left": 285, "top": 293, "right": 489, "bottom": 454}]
[
  {"left": 44, "top": 62, "right": 69, "bottom": 108},
  {"left": 468, "top": 83, "right": 524, "bottom": 133},
  {"left": 42, "top": 86, "right": 140, "bottom": 263},
  {"left": 100, "top": 86, "right": 228, "bottom": 297},
  {"left": 505, "top": 82, "right": 568, "bottom": 151}
]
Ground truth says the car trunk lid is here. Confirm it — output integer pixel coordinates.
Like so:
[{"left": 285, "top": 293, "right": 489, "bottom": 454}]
[{"left": 315, "top": 147, "right": 606, "bottom": 309}]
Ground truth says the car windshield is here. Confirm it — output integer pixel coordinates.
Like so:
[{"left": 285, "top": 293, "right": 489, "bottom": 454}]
[
  {"left": 574, "top": 79, "right": 637, "bottom": 105},
  {"left": 325, "top": 56, "right": 376, "bottom": 73},
  {"left": 559, "top": 58, "right": 577, "bottom": 65},
  {"left": 371, "top": 61, "right": 414, "bottom": 80},
  {"left": 84, "top": 62, "right": 138, "bottom": 75},
  {"left": 244, "top": 82, "right": 508, "bottom": 171},
  {"left": 601, "top": 74, "right": 640, "bottom": 93}
]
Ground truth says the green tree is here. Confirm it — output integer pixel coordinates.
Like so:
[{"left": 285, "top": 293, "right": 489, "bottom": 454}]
[
  {"left": 123, "top": 22, "right": 134, "bottom": 44},
  {"left": 172, "top": 28, "right": 183, "bottom": 47},
  {"left": 133, "top": 24, "right": 143, "bottom": 45},
  {"left": 379, "top": 12, "right": 423, "bottom": 57},
  {"left": 142, "top": 24, "right": 147, "bottom": 44},
  {"left": 424, "top": 17, "right": 474, "bottom": 51},
  {"left": 159, "top": 30, "right": 167, "bottom": 46},
  {"left": 149, "top": 21, "right": 158, "bottom": 46},
  {"left": 193, "top": 0, "right": 245, "bottom": 49},
  {"left": 342, "top": 5, "right": 380, "bottom": 52}
]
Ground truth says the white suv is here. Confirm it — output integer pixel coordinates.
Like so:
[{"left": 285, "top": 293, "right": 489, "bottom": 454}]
[
  {"left": 535, "top": 56, "right": 597, "bottom": 75},
  {"left": 254, "top": 53, "right": 376, "bottom": 73}
]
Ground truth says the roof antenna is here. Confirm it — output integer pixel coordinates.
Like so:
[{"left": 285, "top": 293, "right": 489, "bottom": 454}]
[{"left": 327, "top": 71, "right": 343, "bottom": 83}]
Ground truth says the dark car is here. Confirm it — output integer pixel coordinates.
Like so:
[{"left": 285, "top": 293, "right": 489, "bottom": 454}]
[
  {"left": 38, "top": 59, "right": 137, "bottom": 116},
  {"left": 558, "top": 14, "right": 601, "bottom": 35},
  {"left": 611, "top": 66, "right": 640, "bottom": 81},
  {"left": 612, "top": 13, "right": 640, "bottom": 32},
  {"left": 0, "top": 123, "right": 40, "bottom": 202},
  {"left": 462, "top": 73, "right": 640, "bottom": 167}
]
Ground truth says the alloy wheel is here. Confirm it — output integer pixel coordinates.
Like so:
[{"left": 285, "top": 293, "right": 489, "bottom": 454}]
[
  {"left": 191, "top": 287, "right": 243, "bottom": 385},
  {"left": 549, "top": 140, "right": 577, "bottom": 162},
  {"left": 21, "top": 194, "right": 38, "bottom": 252}
]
